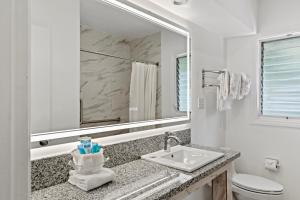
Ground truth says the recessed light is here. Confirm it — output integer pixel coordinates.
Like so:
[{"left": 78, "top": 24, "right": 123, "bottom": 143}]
[{"left": 173, "top": 0, "right": 188, "bottom": 5}]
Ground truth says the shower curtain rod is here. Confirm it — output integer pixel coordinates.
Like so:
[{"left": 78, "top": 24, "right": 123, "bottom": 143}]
[{"left": 80, "top": 49, "right": 159, "bottom": 66}]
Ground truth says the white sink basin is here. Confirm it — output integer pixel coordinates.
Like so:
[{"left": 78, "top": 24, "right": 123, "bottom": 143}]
[{"left": 141, "top": 145, "right": 224, "bottom": 172}]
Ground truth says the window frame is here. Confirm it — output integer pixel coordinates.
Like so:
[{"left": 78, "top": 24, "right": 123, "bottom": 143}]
[
  {"left": 176, "top": 53, "right": 188, "bottom": 113},
  {"left": 255, "top": 32, "right": 300, "bottom": 128}
]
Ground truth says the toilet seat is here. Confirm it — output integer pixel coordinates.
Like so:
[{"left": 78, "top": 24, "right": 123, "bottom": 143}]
[
  {"left": 232, "top": 184, "right": 283, "bottom": 200},
  {"left": 232, "top": 174, "right": 283, "bottom": 195}
]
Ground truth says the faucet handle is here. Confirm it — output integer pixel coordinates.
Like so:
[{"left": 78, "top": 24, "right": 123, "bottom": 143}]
[{"left": 164, "top": 132, "right": 170, "bottom": 152}]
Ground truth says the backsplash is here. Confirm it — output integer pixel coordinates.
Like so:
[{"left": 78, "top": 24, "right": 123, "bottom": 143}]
[{"left": 31, "top": 129, "right": 190, "bottom": 191}]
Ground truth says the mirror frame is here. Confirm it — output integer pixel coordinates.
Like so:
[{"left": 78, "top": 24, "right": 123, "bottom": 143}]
[{"left": 31, "top": 0, "right": 190, "bottom": 143}]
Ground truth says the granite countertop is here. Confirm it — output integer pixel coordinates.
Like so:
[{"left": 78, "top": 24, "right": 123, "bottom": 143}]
[{"left": 31, "top": 145, "right": 240, "bottom": 200}]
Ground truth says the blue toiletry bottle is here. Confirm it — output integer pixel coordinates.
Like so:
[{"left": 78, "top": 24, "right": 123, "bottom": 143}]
[
  {"left": 91, "top": 143, "right": 101, "bottom": 154},
  {"left": 77, "top": 144, "right": 86, "bottom": 154},
  {"left": 79, "top": 136, "right": 92, "bottom": 154}
]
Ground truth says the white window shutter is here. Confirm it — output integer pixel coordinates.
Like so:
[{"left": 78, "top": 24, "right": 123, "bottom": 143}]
[{"left": 261, "top": 36, "right": 300, "bottom": 118}]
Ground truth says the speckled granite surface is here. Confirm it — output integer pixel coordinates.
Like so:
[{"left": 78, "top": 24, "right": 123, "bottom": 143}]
[
  {"left": 31, "top": 129, "right": 191, "bottom": 191},
  {"left": 31, "top": 144, "right": 240, "bottom": 200}
]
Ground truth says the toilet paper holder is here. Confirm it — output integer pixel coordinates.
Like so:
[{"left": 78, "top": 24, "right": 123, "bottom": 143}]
[{"left": 264, "top": 157, "right": 280, "bottom": 171}]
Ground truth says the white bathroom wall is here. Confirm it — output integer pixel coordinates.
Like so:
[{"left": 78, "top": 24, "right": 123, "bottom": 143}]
[
  {"left": 161, "top": 29, "right": 187, "bottom": 119},
  {"left": 190, "top": 27, "right": 226, "bottom": 148},
  {"left": 183, "top": 17, "right": 226, "bottom": 200},
  {"left": 31, "top": 0, "right": 80, "bottom": 133},
  {"left": 225, "top": 0, "right": 300, "bottom": 199},
  {"left": 0, "top": 0, "right": 29, "bottom": 199}
]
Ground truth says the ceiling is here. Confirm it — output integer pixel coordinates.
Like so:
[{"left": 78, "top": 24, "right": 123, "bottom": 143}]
[
  {"left": 80, "top": 0, "right": 162, "bottom": 41},
  {"left": 127, "top": 0, "right": 257, "bottom": 37}
]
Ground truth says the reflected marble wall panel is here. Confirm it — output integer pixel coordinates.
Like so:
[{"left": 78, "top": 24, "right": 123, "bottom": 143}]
[
  {"left": 81, "top": 25, "right": 162, "bottom": 125},
  {"left": 81, "top": 25, "right": 130, "bottom": 59},
  {"left": 110, "top": 63, "right": 131, "bottom": 122},
  {"left": 80, "top": 52, "right": 131, "bottom": 134},
  {"left": 129, "top": 32, "right": 161, "bottom": 65},
  {"left": 80, "top": 25, "right": 131, "bottom": 124},
  {"left": 80, "top": 53, "right": 111, "bottom": 121},
  {"left": 81, "top": 53, "right": 131, "bottom": 123},
  {"left": 109, "top": 59, "right": 131, "bottom": 123},
  {"left": 129, "top": 32, "right": 162, "bottom": 119}
]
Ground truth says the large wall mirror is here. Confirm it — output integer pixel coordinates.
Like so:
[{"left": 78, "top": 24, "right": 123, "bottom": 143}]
[{"left": 30, "top": 0, "right": 190, "bottom": 144}]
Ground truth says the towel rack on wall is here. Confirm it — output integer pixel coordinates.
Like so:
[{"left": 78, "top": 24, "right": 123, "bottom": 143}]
[
  {"left": 202, "top": 69, "right": 225, "bottom": 88},
  {"left": 81, "top": 118, "right": 121, "bottom": 125},
  {"left": 80, "top": 49, "right": 159, "bottom": 66}
]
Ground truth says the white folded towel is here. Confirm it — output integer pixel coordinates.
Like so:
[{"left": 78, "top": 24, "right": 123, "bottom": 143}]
[
  {"left": 71, "top": 149, "right": 105, "bottom": 175},
  {"left": 217, "top": 70, "right": 232, "bottom": 111},
  {"left": 219, "top": 70, "right": 230, "bottom": 99},
  {"left": 216, "top": 70, "right": 251, "bottom": 111},
  {"left": 68, "top": 168, "right": 115, "bottom": 191},
  {"left": 239, "top": 73, "right": 251, "bottom": 100},
  {"left": 229, "top": 72, "right": 242, "bottom": 100}
]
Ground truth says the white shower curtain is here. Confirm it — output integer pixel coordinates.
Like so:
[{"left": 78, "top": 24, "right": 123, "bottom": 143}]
[{"left": 129, "top": 62, "right": 157, "bottom": 122}]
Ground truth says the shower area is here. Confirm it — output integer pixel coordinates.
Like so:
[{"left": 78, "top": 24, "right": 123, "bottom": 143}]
[{"left": 80, "top": 24, "right": 162, "bottom": 127}]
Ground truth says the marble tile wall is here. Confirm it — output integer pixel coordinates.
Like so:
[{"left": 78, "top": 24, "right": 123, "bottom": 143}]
[
  {"left": 80, "top": 25, "right": 162, "bottom": 124},
  {"left": 31, "top": 129, "right": 191, "bottom": 191},
  {"left": 80, "top": 25, "right": 131, "bottom": 124},
  {"left": 80, "top": 25, "right": 130, "bottom": 58},
  {"left": 129, "top": 32, "right": 162, "bottom": 119}
]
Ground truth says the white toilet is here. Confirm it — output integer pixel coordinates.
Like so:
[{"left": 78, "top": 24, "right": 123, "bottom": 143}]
[{"left": 232, "top": 171, "right": 283, "bottom": 200}]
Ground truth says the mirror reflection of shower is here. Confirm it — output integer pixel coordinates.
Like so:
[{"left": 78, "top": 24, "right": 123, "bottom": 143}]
[
  {"left": 30, "top": 0, "right": 188, "bottom": 135},
  {"left": 80, "top": 25, "right": 162, "bottom": 128},
  {"left": 78, "top": 0, "right": 187, "bottom": 129},
  {"left": 129, "top": 62, "right": 158, "bottom": 122}
]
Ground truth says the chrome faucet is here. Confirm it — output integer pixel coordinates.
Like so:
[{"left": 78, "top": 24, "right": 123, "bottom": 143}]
[{"left": 164, "top": 132, "right": 182, "bottom": 152}]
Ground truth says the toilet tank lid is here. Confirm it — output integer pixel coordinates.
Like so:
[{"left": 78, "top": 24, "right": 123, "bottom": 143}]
[{"left": 232, "top": 174, "right": 283, "bottom": 193}]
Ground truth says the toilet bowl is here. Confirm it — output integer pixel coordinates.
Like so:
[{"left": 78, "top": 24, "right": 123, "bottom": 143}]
[{"left": 232, "top": 173, "right": 283, "bottom": 200}]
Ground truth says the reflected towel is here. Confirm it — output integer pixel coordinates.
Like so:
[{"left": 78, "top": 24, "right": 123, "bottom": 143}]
[{"left": 68, "top": 168, "right": 115, "bottom": 191}]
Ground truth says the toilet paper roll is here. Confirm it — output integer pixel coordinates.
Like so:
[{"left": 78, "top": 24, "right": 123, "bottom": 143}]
[{"left": 264, "top": 158, "right": 279, "bottom": 171}]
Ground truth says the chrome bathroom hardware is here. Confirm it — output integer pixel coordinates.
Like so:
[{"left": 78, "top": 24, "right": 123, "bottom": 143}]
[
  {"left": 164, "top": 132, "right": 182, "bottom": 152},
  {"left": 80, "top": 99, "right": 121, "bottom": 125},
  {"left": 81, "top": 118, "right": 121, "bottom": 125},
  {"left": 202, "top": 69, "right": 225, "bottom": 88},
  {"left": 80, "top": 49, "right": 159, "bottom": 66}
]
